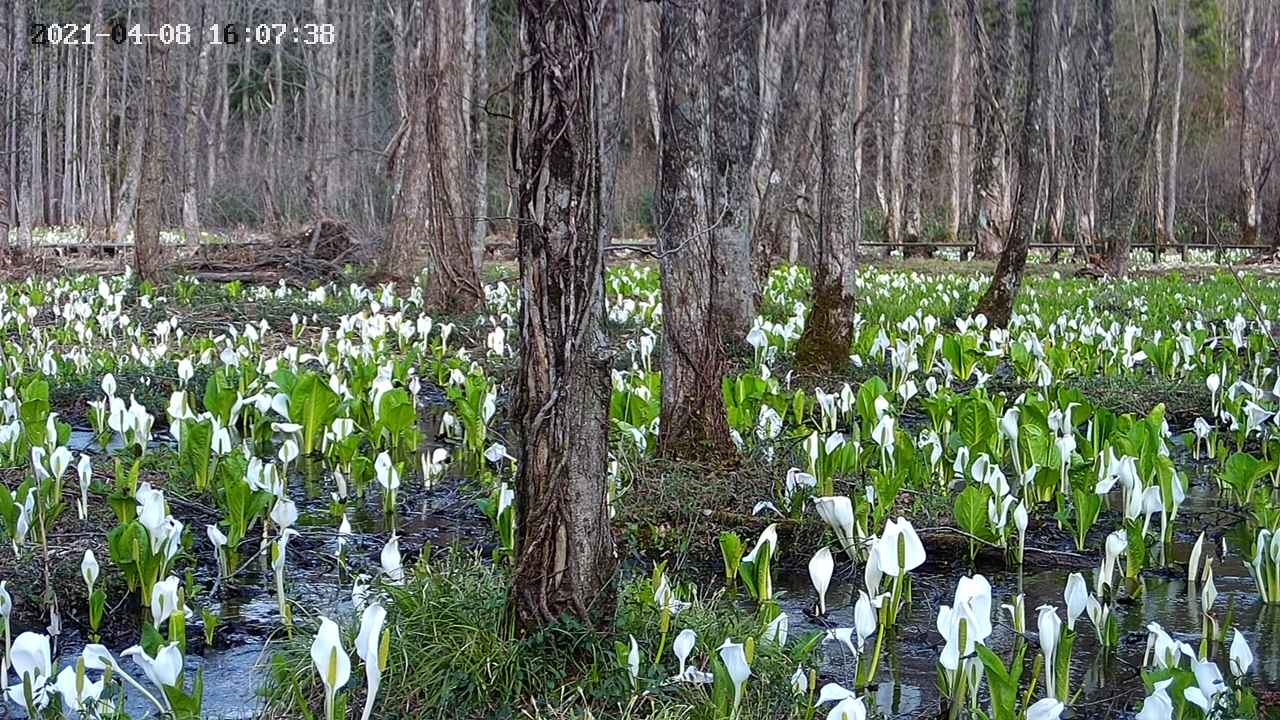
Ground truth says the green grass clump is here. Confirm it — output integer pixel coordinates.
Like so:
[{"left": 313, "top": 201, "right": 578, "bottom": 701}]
[{"left": 263, "top": 553, "right": 817, "bottom": 720}]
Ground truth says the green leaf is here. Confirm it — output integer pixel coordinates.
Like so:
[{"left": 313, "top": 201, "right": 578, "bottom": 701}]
[{"left": 954, "top": 484, "right": 995, "bottom": 541}]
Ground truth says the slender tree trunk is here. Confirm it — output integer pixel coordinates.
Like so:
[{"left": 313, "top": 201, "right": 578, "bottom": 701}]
[
  {"left": 946, "top": 0, "right": 967, "bottom": 243},
  {"left": 13, "top": 0, "right": 33, "bottom": 250},
  {"left": 383, "top": 0, "right": 484, "bottom": 310},
  {"left": 468, "top": 0, "right": 491, "bottom": 270},
  {"left": 795, "top": 0, "right": 859, "bottom": 371},
  {"left": 509, "top": 0, "right": 623, "bottom": 631},
  {"left": 1097, "top": 0, "right": 1116, "bottom": 246},
  {"left": 884, "top": 0, "right": 911, "bottom": 252},
  {"left": 708, "top": 0, "right": 759, "bottom": 345},
  {"left": 136, "top": 0, "right": 172, "bottom": 280},
  {"left": 85, "top": 0, "right": 110, "bottom": 238},
  {"left": 1239, "top": 0, "right": 1261, "bottom": 246},
  {"left": 1102, "top": 2, "right": 1163, "bottom": 275},
  {"left": 1164, "top": 0, "right": 1184, "bottom": 251},
  {"left": 182, "top": 40, "right": 211, "bottom": 245},
  {"left": 975, "top": 0, "right": 1045, "bottom": 328},
  {"left": 642, "top": 3, "right": 662, "bottom": 148},
  {"left": 903, "top": 0, "right": 927, "bottom": 251},
  {"left": 657, "top": 0, "right": 735, "bottom": 459}
]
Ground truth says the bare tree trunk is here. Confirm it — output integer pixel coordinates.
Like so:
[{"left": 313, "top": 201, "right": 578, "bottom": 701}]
[
  {"left": 642, "top": 3, "right": 662, "bottom": 147},
  {"left": 795, "top": 0, "right": 859, "bottom": 371},
  {"left": 509, "top": 0, "right": 623, "bottom": 631},
  {"left": 1164, "top": 0, "right": 1184, "bottom": 251},
  {"left": 84, "top": 0, "right": 110, "bottom": 238},
  {"left": 946, "top": 0, "right": 968, "bottom": 243},
  {"left": 1097, "top": 0, "right": 1116, "bottom": 246},
  {"left": 708, "top": 0, "right": 759, "bottom": 345},
  {"left": 657, "top": 0, "right": 736, "bottom": 459},
  {"left": 468, "top": 0, "right": 491, "bottom": 270},
  {"left": 884, "top": 0, "right": 911, "bottom": 252},
  {"left": 383, "top": 0, "right": 484, "bottom": 310},
  {"left": 182, "top": 40, "right": 211, "bottom": 245},
  {"left": 903, "top": 0, "right": 927, "bottom": 251},
  {"left": 1239, "top": 0, "right": 1262, "bottom": 246},
  {"left": 968, "top": 0, "right": 1011, "bottom": 258},
  {"left": 748, "top": 0, "right": 802, "bottom": 270},
  {"left": 136, "top": 0, "right": 172, "bottom": 281},
  {"left": 13, "top": 0, "right": 33, "bottom": 250},
  {"left": 975, "top": 0, "right": 1045, "bottom": 328},
  {"left": 1102, "top": 2, "right": 1163, "bottom": 275}
]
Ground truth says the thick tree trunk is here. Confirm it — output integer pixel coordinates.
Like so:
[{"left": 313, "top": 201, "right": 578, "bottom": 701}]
[
  {"left": 975, "top": 0, "right": 1045, "bottom": 328},
  {"left": 383, "top": 0, "right": 484, "bottom": 311},
  {"left": 509, "top": 0, "right": 623, "bottom": 631},
  {"left": 136, "top": 0, "right": 172, "bottom": 281},
  {"left": 795, "top": 0, "right": 859, "bottom": 372},
  {"left": 708, "top": 0, "right": 759, "bottom": 345},
  {"left": 657, "top": 0, "right": 736, "bottom": 458},
  {"left": 969, "top": 0, "right": 1013, "bottom": 258}
]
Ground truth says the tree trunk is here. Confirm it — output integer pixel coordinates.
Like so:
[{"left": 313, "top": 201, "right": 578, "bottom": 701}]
[
  {"left": 975, "top": 0, "right": 1045, "bottom": 328},
  {"left": 1101, "top": 2, "right": 1163, "bottom": 275},
  {"left": 904, "top": 0, "right": 927, "bottom": 251},
  {"left": 657, "top": 0, "right": 736, "bottom": 459},
  {"left": 12, "top": 0, "right": 33, "bottom": 250},
  {"left": 1239, "top": 0, "right": 1261, "bottom": 246},
  {"left": 795, "top": 0, "right": 859, "bottom": 372},
  {"left": 383, "top": 0, "right": 484, "bottom": 311},
  {"left": 468, "top": 0, "right": 491, "bottom": 270},
  {"left": 136, "top": 0, "right": 172, "bottom": 281},
  {"left": 969, "top": 0, "right": 1013, "bottom": 258},
  {"left": 84, "top": 0, "right": 110, "bottom": 238},
  {"left": 946, "top": 0, "right": 968, "bottom": 243},
  {"left": 708, "top": 0, "right": 759, "bottom": 345},
  {"left": 182, "top": 40, "right": 211, "bottom": 246},
  {"left": 1163, "top": 0, "right": 1184, "bottom": 251},
  {"left": 509, "top": 0, "right": 623, "bottom": 631},
  {"left": 884, "top": 0, "right": 911, "bottom": 252}
]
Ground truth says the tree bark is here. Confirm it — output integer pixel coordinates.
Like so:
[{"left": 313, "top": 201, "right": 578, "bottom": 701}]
[
  {"left": 795, "top": 0, "right": 859, "bottom": 372},
  {"left": 657, "top": 0, "right": 736, "bottom": 459},
  {"left": 467, "top": 0, "right": 491, "bottom": 270},
  {"left": 509, "top": 0, "right": 623, "bottom": 631},
  {"left": 12, "top": 0, "right": 33, "bottom": 251},
  {"left": 136, "top": 0, "right": 172, "bottom": 281},
  {"left": 1164, "top": 0, "right": 1184, "bottom": 252},
  {"left": 946, "top": 0, "right": 968, "bottom": 243},
  {"left": 969, "top": 0, "right": 1013, "bottom": 258},
  {"left": 975, "top": 0, "right": 1045, "bottom": 328},
  {"left": 383, "top": 0, "right": 484, "bottom": 311},
  {"left": 883, "top": 0, "right": 911, "bottom": 252},
  {"left": 708, "top": 0, "right": 759, "bottom": 345},
  {"left": 1239, "top": 0, "right": 1261, "bottom": 246},
  {"left": 84, "top": 0, "right": 110, "bottom": 238},
  {"left": 182, "top": 39, "right": 211, "bottom": 245},
  {"left": 1101, "top": 2, "right": 1163, "bottom": 275}
]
